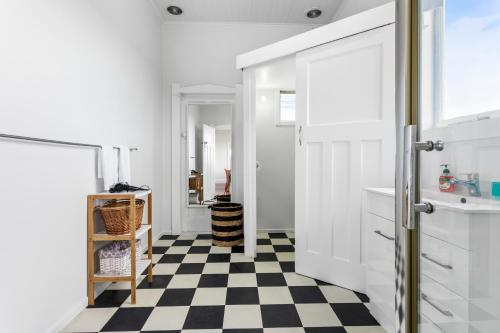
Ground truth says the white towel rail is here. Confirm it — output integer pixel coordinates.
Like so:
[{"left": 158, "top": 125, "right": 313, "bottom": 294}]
[{"left": 0, "top": 133, "right": 138, "bottom": 151}]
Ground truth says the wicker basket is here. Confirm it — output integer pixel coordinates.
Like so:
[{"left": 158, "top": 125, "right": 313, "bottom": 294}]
[
  {"left": 210, "top": 202, "right": 243, "bottom": 247},
  {"left": 99, "top": 199, "right": 145, "bottom": 235},
  {"left": 99, "top": 240, "right": 141, "bottom": 275}
]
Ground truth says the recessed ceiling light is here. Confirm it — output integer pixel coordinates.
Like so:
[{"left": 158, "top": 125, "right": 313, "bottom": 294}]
[
  {"left": 166, "top": 5, "right": 183, "bottom": 15},
  {"left": 306, "top": 8, "right": 322, "bottom": 19}
]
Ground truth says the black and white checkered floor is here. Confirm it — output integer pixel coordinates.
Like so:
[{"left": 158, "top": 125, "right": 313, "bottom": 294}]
[{"left": 63, "top": 232, "right": 383, "bottom": 333}]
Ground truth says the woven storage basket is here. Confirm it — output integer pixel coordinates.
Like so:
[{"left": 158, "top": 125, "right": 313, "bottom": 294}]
[
  {"left": 210, "top": 202, "right": 243, "bottom": 247},
  {"left": 99, "top": 240, "right": 141, "bottom": 275},
  {"left": 99, "top": 199, "right": 145, "bottom": 235}
]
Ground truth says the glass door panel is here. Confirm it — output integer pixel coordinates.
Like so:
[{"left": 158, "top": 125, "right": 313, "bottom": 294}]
[{"left": 418, "top": 0, "right": 500, "bottom": 332}]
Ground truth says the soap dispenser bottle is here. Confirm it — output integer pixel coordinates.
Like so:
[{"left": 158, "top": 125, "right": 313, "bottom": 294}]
[{"left": 439, "top": 164, "right": 455, "bottom": 192}]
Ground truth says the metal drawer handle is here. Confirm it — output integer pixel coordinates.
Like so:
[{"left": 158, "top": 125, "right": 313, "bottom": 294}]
[
  {"left": 374, "top": 230, "right": 395, "bottom": 241},
  {"left": 422, "top": 293, "right": 454, "bottom": 318},
  {"left": 421, "top": 253, "right": 453, "bottom": 270}
]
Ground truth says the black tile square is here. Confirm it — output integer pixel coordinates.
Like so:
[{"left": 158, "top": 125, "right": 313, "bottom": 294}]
[
  {"left": 305, "top": 328, "right": 347, "bottom": 333},
  {"left": 173, "top": 239, "right": 194, "bottom": 246},
  {"left": 331, "top": 303, "right": 379, "bottom": 326},
  {"left": 158, "top": 254, "right": 185, "bottom": 264},
  {"left": 257, "top": 239, "right": 272, "bottom": 245},
  {"left": 207, "top": 253, "right": 231, "bottom": 263},
  {"left": 229, "top": 262, "right": 256, "bottom": 273},
  {"left": 255, "top": 253, "right": 278, "bottom": 262},
  {"left": 256, "top": 273, "right": 287, "bottom": 287},
  {"left": 89, "top": 290, "right": 130, "bottom": 308},
  {"left": 156, "top": 288, "right": 196, "bottom": 306},
  {"left": 198, "top": 274, "right": 229, "bottom": 288},
  {"left": 289, "top": 286, "right": 327, "bottom": 304},
  {"left": 279, "top": 261, "right": 295, "bottom": 273},
  {"left": 355, "top": 291, "right": 370, "bottom": 303},
  {"left": 268, "top": 233, "right": 288, "bottom": 239},
  {"left": 188, "top": 246, "right": 211, "bottom": 254},
  {"left": 160, "top": 234, "right": 178, "bottom": 240},
  {"left": 183, "top": 305, "right": 225, "bottom": 329},
  {"left": 137, "top": 274, "right": 172, "bottom": 289},
  {"left": 290, "top": 238, "right": 295, "bottom": 245},
  {"left": 273, "top": 245, "right": 295, "bottom": 253},
  {"left": 197, "top": 234, "right": 212, "bottom": 239},
  {"left": 231, "top": 246, "right": 244, "bottom": 253},
  {"left": 222, "top": 328, "right": 264, "bottom": 333},
  {"left": 151, "top": 246, "right": 169, "bottom": 254},
  {"left": 176, "top": 263, "right": 205, "bottom": 274},
  {"left": 226, "top": 287, "right": 260, "bottom": 304},
  {"left": 100, "top": 307, "right": 153, "bottom": 331},
  {"left": 260, "top": 304, "right": 302, "bottom": 328}
]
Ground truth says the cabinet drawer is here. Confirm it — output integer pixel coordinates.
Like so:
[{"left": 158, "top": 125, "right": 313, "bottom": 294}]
[
  {"left": 366, "top": 192, "right": 395, "bottom": 222},
  {"left": 420, "top": 210, "right": 470, "bottom": 250},
  {"left": 421, "top": 275, "right": 469, "bottom": 322},
  {"left": 421, "top": 234, "right": 469, "bottom": 298}
]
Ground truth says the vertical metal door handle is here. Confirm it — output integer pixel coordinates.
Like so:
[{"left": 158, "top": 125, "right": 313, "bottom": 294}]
[
  {"left": 421, "top": 293, "right": 454, "bottom": 317},
  {"left": 402, "top": 125, "right": 436, "bottom": 230},
  {"left": 298, "top": 126, "right": 302, "bottom": 146}
]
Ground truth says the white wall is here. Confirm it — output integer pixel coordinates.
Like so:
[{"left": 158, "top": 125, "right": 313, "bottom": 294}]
[
  {"left": 332, "top": 0, "right": 394, "bottom": 21},
  {"left": 0, "top": 1, "right": 163, "bottom": 333},
  {"left": 256, "top": 89, "right": 295, "bottom": 231},
  {"left": 163, "top": 22, "right": 317, "bottom": 232},
  {"left": 215, "top": 130, "right": 232, "bottom": 182}
]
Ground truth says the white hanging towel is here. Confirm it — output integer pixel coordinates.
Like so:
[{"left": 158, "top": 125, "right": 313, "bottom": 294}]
[
  {"left": 117, "top": 145, "right": 131, "bottom": 184},
  {"left": 98, "top": 145, "right": 119, "bottom": 190}
]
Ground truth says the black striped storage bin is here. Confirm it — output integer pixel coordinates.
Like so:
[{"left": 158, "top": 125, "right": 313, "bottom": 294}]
[{"left": 210, "top": 203, "right": 243, "bottom": 247}]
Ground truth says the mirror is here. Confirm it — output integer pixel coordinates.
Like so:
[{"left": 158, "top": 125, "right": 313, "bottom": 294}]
[{"left": 187, "top": 103, "right": 232, "bottom": 206}]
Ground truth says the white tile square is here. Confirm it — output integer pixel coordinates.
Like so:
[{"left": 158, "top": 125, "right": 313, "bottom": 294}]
[
  {"left": 153, "top": 263, "right": 180, "bottom": 275},
  {"left": 178, "top": 233, "right": 197, "bottom": 240},
  {"left": 167, "top": 246, "right": 190, "bottom": 254},
  {"left": 151, "top": 254, "right": 163, "bottom": 264},
  {"left": 284, "top": 273, "right": 317, "bottom": 286},
  {"left": 210, "top": 246, "right": 232, "bottom": 254},
  {"left": 191, "top": 287, "right": 227, "bottom": 305},
  {"left": 276, "top": 252, "right": 295, "bottom": 262},
  {"left": 258, "top": 287, "right": 294, "bottom": 304},
  {"left": 345, "top": 327, "right": 387, "bottom": 333},
  {"left": 154, "top": 239, "right": 174, "bottom": 247},
  {"left": 192, "top": 239, "right": 212, "bottom": 246},
  {"left": 168, "top": 274, "right": 201, "bottom": 288},
  {"left": 286, "top": 232, "right": 295, "bottom": 238},
  {"left": 296, "top": 303, "right": 341, "bottom": 327},
  {"left": 142, "top": 306, "right": 189, "bottom": 331},
  {"left": 271, "top": 238, "right": 292, "bottom": 245},
  {"left": 320, "top": 285, "right": 362, "bottom": 303},
  {"left": 182, "top": 330, "right": 222, "bottom": 333},
  {"left": 183, "top": 253, "right": 209, "bottom": 263},
  {"left": 223, "top": 305, "right": 263, "bottom": 329},
  {"left": 228, "top": 273, "right": 258, "bottom": 287},
  {"left": 255, "top": 261, "right": 282, "bottom": 273},
  {"left": 61, "top": 308, "right": 118, "bottom": 332},
  {"left": 230, "top": 253, "right": 254, "bottom": 262},
  {"left": 257, "top": 245, "right": 274, "bottom": 253},
  {"left": 203, "top": 263, "right": 230, "bottom": 274},
  {"left": 121, "top": 289, "right": 164, "bottom": 307},
  {"left": 257, "top": 232, "right": 270, "bottom": 239}
]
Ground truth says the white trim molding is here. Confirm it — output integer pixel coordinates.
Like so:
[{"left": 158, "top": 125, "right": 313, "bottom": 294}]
[
  {"left": 236, "top": 2, "right": 395, "bottom": 69},
  {"left": 171, "top": 84, "right": 238, "bottom": 235}
]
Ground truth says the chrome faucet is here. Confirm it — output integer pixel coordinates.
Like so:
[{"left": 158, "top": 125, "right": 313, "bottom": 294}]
[{"left": 452, "top": 173, "right": 481, "bottom": 197}]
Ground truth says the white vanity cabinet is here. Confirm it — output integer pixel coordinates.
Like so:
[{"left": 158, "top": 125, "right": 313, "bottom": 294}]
[{"left": 364, "top": 188, "right": 396, "bottom": 333}]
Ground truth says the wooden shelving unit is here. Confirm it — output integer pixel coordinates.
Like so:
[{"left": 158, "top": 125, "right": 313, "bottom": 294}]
[{"left": 87, "top": 190, "right": 153, "bottom": 305}]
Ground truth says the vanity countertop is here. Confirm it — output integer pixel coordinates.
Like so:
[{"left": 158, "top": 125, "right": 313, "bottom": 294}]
[{"left": 364, "top": 187, "right": 395, "bottom": 197}]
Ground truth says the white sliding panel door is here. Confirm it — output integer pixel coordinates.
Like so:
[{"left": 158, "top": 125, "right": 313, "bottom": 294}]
[
  {"left": 202, "top": 124, "right": 216, "bottom": 202},
  {"left": 295, "top": 24, "right": 395, "bottom": 292}
]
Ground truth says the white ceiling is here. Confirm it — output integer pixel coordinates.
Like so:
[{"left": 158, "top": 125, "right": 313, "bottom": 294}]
[{"left": 152, "top": 0, "right": 343, "bottom": 24}]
